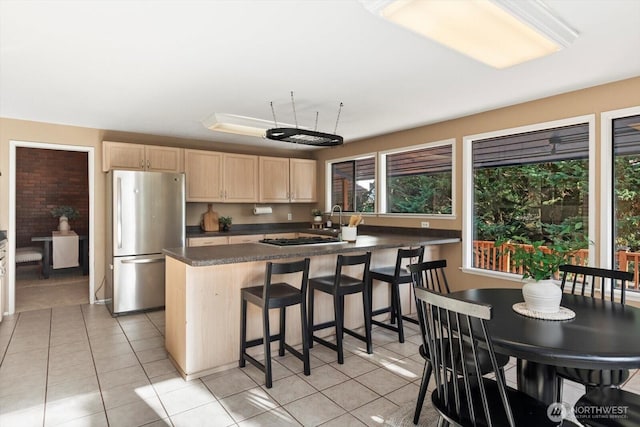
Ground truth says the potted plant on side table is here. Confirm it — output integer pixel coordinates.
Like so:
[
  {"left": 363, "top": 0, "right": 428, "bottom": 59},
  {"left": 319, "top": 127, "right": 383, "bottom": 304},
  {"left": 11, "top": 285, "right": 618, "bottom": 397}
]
[
  {"left": 51, "top": 205, "right": 79, "bottom": 233},
  {"left": 498, "top": 226, "right": 589, "bottom": 313}
]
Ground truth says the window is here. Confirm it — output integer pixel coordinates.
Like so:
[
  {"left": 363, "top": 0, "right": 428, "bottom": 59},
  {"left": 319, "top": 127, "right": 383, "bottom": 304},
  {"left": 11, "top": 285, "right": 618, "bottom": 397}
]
[
  {"left": 463, "top": 117, "right": 594, "bottom": 276},
  {"left": 329, "top": 156, "right": 375, "bottom": 212},
  {"left": 380, "top": 140, "right": 454, "bottom": 215},
  {"left": 612, "top": 113, "right": 640, "bottom": 292}
]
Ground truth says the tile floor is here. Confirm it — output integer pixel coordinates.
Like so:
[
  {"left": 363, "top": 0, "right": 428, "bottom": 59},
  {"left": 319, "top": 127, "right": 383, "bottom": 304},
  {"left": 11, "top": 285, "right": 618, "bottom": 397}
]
[
  {"left": 0, "top": 303, "right": 638, "bottom": 427},
  {"left": 14, "top": 265, "right": 88, "bottom": 313}
]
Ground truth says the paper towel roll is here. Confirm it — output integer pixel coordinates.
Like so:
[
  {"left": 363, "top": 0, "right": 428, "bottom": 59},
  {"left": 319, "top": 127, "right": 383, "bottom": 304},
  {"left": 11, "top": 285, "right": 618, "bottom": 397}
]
[{"left": 253, "top": 206, "right": 273, "bottom": 215}]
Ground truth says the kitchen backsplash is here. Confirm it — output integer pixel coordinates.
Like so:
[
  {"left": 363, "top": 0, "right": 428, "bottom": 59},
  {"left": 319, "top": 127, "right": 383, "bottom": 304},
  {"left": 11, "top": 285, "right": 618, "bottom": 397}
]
[{"left": 186, "top": 203, "right": 317, "bottom": 226}]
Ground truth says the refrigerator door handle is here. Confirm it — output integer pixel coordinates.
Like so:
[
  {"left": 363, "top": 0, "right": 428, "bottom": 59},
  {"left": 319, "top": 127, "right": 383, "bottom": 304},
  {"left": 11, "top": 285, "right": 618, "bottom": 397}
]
[
  {"left": 121, "top": 258, "right": 165, "bottom": 265},
  {"left": 116, "top": 177, "right": 122, "bottom": 249}
]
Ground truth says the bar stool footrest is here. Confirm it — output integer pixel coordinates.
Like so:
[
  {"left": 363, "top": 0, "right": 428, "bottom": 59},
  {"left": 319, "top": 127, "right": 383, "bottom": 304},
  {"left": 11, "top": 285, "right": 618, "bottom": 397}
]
[
  {"left": 245, "top": 333, "right": 283, "bottom": 349},
  {"left": 312, "top": 335, "right": 339, "bottom": 352},
  {"left": 242, "top": 353, "right": 266, "bottom": 372},
  {"left": 372, "top": 319, "right": 400, "bottom": 333},
  {"left": 371, "top": 306, "right": 392, "bottom": 317}
]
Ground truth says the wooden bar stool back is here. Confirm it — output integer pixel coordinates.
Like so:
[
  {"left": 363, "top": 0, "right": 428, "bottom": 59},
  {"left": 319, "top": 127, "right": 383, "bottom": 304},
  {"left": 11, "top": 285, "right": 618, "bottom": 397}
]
[
  {"left": 308, "top": 252, "right": 372, "bottom": 364},
  {"left": 368, "top": 246, "right": 424, "bottom": 343},
  {"left": 239, "top": 258, "right": 311, "bottom": 388}
]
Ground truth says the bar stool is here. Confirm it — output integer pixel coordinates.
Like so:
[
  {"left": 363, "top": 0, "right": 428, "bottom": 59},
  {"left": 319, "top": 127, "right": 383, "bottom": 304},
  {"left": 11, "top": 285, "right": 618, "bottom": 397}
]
[
  {"left": 308, "top": 252, "right": 372, "bottom": 364},
  {"left": 368, "top": 246, "right": 424, "bottom": 343},
  {"left": 239, "top": 258, "right": 311, "bottom": 388}
]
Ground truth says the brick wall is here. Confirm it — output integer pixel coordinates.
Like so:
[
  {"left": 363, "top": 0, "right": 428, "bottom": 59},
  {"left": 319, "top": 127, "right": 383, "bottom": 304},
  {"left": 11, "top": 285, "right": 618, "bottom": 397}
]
[{"left": 16, "top": 148, "right": 89, "bottom": 247}]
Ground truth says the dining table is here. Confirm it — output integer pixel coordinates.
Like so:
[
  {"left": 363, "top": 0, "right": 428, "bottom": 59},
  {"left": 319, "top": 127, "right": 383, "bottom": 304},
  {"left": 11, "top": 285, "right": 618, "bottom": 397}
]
[
  {"left": 31, "top": 234, "right": 89, "bottom": 279},
  {"left": 449, "top": 288, "right": 640, "bottom": 405}
]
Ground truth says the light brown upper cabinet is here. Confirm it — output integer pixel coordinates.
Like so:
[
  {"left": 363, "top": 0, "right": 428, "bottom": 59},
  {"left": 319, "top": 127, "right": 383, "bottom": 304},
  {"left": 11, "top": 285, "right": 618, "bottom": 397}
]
[
  {"left": 184, "top": 150, "right": 258, "bottom": 203},
  {"left": 259, "top": 156, "right": 290, "bottom": 202},
  {"left": 103, "top": 141, "right": 183, "bottom": 172},
  {"left": 223, "top": 153, "right": 259, "bottom": 202},
  {"left": 184, "top": 149, "right": 223, "bottom": 202},
  {"left": 259, "top": 157, "right": 316, "bottom": 203},
  {"left": 289, "top": 158, "right": 317, "bottom": 203}
]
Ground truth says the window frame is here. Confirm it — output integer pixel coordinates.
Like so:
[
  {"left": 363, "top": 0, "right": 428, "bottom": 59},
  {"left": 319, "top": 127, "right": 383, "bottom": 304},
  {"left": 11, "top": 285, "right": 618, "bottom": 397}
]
[
  {"left": 462, "top": 115, "right": 596, "bottom": 280},
  {"left": 378, "top": 138, "right": 456, "bottom": 219},
  {"left": 600, "top": 106, "right": 640, "bottom": 298},
  {"left": 324, "top": 152, "right": 377, "bottom": 213}
]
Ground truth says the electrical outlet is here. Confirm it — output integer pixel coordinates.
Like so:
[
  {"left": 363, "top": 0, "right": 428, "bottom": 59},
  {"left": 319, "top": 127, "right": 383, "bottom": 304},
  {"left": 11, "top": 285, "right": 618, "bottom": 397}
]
[
  {"left": 287, "top": 213, "right": 292, "bottom": 221},
  {"left": 421, "top": 221, "right": 430, "bottom": 228}
]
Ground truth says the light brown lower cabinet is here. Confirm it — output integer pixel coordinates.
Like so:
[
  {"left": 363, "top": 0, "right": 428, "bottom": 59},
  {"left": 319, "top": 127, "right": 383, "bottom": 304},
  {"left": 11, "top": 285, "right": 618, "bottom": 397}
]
[{"left": 164, "top": 245, "right": 440, "bottom": 380}]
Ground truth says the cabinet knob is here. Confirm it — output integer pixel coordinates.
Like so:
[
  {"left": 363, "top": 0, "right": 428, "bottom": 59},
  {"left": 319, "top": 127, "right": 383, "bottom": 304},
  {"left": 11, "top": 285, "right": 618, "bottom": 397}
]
[{"left": 147, "top": 160, "right": 151, "bottom": 168}]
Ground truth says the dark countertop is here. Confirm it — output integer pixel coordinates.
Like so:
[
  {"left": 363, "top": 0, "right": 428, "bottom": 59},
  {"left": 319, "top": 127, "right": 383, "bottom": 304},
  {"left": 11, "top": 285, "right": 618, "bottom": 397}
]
[{"left": 164, "top": 233, "right": 460, "bottom": 267}]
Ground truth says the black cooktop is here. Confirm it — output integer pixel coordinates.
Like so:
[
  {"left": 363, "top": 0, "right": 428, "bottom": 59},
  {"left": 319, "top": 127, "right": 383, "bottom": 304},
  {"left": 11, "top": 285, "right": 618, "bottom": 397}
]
[{"left": 259, "top": 236, "right": 342, "bottom": 246}]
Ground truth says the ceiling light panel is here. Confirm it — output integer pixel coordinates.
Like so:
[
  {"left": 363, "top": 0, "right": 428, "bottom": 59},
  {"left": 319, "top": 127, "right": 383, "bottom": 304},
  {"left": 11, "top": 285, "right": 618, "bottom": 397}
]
[{"left": 362, "top": 0, "right": 578, "bottom": 69}]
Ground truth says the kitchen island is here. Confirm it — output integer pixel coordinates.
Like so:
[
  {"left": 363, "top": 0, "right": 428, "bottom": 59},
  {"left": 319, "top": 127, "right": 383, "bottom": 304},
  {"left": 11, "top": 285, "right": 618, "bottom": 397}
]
[{"left": 163, "top": 232, "right": 459, "bottom": 380}]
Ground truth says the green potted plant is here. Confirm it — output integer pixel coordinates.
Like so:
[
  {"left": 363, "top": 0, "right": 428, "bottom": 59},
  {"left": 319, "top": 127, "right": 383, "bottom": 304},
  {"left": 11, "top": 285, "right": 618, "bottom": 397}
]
[
  {"left": 219, "top": 216, "right": 232, "bottom": 232},
  {"left": 51, "top": 205, "right": 79, "bottom": 232},
  {"left": 311, "top": 209, "right": 323, "bottom": 223},
  {"left": 498, "top": 224, "right": 589, "bottom": 313}
]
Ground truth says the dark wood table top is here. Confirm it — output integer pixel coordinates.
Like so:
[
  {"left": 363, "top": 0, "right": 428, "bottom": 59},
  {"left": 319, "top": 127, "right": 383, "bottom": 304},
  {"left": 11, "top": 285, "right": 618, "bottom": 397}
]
[{"left": 450, "top": 288, "right": 640, "bottom": 370}]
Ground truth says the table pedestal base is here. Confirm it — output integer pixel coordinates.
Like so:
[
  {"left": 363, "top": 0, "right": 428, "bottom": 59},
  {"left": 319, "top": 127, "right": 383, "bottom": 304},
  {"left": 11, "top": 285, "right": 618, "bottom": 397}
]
[{"left": 517, "top": 359, "right": 558, "bottom": 405}]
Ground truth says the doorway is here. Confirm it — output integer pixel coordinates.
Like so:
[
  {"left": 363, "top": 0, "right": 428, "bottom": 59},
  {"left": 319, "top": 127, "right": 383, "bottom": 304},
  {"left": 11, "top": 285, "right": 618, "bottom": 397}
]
[{"left": 8, "top": 141, "right": 95, "bottom": 315}]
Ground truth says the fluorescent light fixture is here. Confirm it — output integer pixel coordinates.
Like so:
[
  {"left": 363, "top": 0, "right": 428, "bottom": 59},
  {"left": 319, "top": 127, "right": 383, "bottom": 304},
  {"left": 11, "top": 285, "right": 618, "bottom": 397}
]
[
  {"left": 203, "top": 113, "right": 271, "bottom": 138},
  {"left": 362, "top": 0, "right": 578, "bottom": 68}
]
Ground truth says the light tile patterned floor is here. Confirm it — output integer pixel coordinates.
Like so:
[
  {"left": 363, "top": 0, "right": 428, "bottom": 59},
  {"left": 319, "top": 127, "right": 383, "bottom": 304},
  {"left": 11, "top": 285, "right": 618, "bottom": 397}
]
[{"left": 0, "top": 304, "right": 638, "bottom": 426}]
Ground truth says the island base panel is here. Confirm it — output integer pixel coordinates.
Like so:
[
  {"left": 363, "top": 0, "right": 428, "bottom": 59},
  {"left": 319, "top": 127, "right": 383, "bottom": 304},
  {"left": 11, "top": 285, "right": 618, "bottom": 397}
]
[{"left": 165, "top": 247, "right": 440, "bottom": 379}]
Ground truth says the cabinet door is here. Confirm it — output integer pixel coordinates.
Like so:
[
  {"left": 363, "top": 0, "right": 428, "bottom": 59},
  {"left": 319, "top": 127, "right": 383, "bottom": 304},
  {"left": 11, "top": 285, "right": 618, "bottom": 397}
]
[
  {"left": 223, "top": 153, "right": 258, "bottom": 203},
  {"left": 187, "top": 236, "right": 228, "bottom": 247},
  {"left": 145, "top": 145, "right": 183, "bottom": 172},
  {"left": 290, "top": 159, "right": 317, "bottom": 202},
  {"left": 259, "top": 157, "right": 290, "bottom": 203},
  {"left": 184, "top": 150, "right": 224, "bottom": 202},
  {"left": 228, "top": 234, "right": 264, "bottom": 244},
  {"left": 103, "top": 141, "right": 145, "bottom": 172}
]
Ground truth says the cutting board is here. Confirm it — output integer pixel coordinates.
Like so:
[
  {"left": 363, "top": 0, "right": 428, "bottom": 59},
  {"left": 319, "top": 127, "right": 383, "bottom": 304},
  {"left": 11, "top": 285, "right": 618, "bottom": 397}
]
[{"left": 201, "top": 204, "right": 219, "bottom": 232}]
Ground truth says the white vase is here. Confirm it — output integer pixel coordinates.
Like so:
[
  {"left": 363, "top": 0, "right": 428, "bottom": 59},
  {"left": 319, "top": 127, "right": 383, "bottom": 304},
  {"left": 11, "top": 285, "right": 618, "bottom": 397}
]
[
  {"left": 313, "top": 216, "right": 323, "bottom": 223},
  {"left": 58, "top": 215, "right": 70, "bottom": 232},
  {"left": 522, "top": 279, "right": 562, "bottom": 313}
]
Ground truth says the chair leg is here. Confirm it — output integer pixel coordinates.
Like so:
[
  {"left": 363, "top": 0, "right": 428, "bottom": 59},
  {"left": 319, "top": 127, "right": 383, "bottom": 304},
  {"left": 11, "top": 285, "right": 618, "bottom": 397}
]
[
  {"left": 308, "top": 288, "right": 315, "bottom": 349},
  {"left": 362, "top": 283, "right": 373, "bottom": 354},
  {"left": 392, "top": 281, "right": 405, "bottom": 343},
  {"left": 335, "top": 294, "right": 345, "bottom": 364},
  {"left": 279, "top": 307, "right": 286, "bottom": 357},
  {"left": 263, "top": 306, "right": 273, "bottom": 388},
  {"left": 555, "top": 376, "right": 563, "bottom": 403},
  {"left": 390, "top": 285, "right": 397, "bottom": 324},
  {"left": 239, "top": 298, "right": 247, "bottom": 368},
  {"left": 300, "top": 301, "right": 310, "bottom": 376},
  {"left": 414, "top": 361, "right": 433, "bottom": 425}
]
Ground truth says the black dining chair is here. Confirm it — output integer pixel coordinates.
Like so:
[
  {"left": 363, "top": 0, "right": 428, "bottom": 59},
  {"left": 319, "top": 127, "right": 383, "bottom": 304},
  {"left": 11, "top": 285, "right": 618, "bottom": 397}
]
[
  {"left": 408, "top": 260, "right": 510, "bottom": 424},
  {"left": 574, "top": 387, "right": 640, "bottom": 427},
  {"left": 556, "top": 264, "right": 635, "bottom": 399},
  {"left": 414, "top": 287, "right": 579, "bottom": 427},
  {"left": 239, "top": 258, "right": 311, "bottom": 388},
  {"left": 368, "top": 246, "right": 424, "bottom": 343},
  {"left": 308, "top": 252, "right": 373, "bottom": 364}
]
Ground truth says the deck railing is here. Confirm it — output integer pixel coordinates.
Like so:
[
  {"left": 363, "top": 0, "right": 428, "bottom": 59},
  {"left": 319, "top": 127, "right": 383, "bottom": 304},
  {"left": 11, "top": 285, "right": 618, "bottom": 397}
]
[{"left": 473, "top": 240, "right": 640, "bottom": 290}]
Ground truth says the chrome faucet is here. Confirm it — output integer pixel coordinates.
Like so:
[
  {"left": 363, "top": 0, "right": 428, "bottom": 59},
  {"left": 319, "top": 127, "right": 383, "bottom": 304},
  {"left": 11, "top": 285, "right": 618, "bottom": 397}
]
[{"left": 330, "top": 204, "right": 343, "bottom": 227}]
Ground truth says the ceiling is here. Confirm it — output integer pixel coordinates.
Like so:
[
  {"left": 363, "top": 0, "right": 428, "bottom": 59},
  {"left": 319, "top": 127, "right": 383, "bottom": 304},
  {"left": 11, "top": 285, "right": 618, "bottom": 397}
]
[{"left": 1, "top": 0, "right": 639, "bottom": 151}]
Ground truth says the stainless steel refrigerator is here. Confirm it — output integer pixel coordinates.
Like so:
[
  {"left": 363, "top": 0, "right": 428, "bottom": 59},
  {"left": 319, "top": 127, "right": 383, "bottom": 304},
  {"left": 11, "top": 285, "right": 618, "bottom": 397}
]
[{"left": 106, "top": 170, "right": 185, "bottom": 315}]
